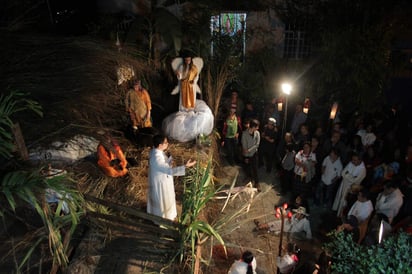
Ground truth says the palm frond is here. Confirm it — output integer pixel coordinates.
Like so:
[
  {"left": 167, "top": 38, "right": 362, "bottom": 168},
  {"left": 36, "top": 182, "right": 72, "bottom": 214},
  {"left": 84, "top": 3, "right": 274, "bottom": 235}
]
[
  {"left": 0, "top": 169, "right": 84, "bottom": 271},
  {"left": 0, "top": 90, "right": 42, "bottom": 158}
]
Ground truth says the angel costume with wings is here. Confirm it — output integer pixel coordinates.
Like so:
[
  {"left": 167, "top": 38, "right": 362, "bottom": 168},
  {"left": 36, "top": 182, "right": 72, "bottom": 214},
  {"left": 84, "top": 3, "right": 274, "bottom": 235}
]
[
  {"left": 171, "top": 57, "right": 203, "bottom": 111},
  {"left": 163, "top": 56, "right": 214, "bottom": 142}
]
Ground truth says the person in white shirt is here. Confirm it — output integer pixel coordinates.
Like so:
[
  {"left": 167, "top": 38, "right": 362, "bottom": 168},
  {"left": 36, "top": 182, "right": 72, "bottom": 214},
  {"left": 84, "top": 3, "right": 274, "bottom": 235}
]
[
  {"left": 333, "top": 152, "right": 366, "bottom": 217},
  {"left": 375, "top": 180, "right": 403, "bottom": 224},
  {"left": 228, "top": 250, "right": 257, "bottom": 274},
  {"left": 316, "top": 148, "right": 343, "bottom": 208},
  {"left": 293, "top": 142, "right": 317, "bottom": 197},
  {"left": 347, "top": 188, "right": 373, "bottom": 223}
]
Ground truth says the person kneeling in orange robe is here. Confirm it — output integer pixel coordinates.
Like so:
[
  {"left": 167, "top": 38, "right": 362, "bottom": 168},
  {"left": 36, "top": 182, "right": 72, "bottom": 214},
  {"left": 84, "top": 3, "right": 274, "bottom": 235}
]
[{"left": 97, "top": 136, "right": 128, "bottom": 177}]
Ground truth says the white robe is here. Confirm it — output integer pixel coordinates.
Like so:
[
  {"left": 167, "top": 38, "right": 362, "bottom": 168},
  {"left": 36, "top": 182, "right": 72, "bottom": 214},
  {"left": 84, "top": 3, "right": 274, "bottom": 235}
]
[
  {"left": 332, "top": 161, "right": 366, "bottom": 217},
  {"left": 147, "top": 148, "right": 186, "bottom": 220}
]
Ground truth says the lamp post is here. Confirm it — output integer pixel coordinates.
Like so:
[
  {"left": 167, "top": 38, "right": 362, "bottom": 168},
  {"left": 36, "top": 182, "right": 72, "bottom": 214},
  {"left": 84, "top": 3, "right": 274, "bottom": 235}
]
[
  {"left": 275, "top": 203, "right": 293, "bottom": 274},
  {"left": 281, "top": 83, "right": 292, "bottom": 136}
]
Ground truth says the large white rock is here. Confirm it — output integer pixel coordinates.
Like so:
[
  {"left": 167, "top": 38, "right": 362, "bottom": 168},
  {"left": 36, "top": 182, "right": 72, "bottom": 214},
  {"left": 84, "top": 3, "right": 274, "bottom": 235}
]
[{"left": 29, "top": 134, "right": 99, "bottom": 163}]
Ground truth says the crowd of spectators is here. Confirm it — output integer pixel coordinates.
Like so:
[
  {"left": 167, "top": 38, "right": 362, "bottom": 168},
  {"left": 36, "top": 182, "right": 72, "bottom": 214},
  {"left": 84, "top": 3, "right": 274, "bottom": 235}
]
[{"left": 218, "top": 91, "right": 411, "bottom": 273}]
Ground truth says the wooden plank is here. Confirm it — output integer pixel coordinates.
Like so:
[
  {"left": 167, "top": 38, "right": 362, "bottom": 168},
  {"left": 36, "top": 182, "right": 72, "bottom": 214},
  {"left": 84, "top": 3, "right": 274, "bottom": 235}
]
[
  {"left": 84, "top": 194, "right": 181, "bottom": 229},
  {"left": 87, "top": 211, "right": 179, "bottom": 239},
  {"left": 11, "top": 122, "right": 29, "bottom": 160}
]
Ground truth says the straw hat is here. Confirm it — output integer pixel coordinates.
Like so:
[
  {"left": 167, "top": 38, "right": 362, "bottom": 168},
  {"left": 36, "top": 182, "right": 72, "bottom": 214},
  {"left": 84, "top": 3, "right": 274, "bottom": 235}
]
[{"left": 292, "top": 206, "right": 309, "bottom": 216}]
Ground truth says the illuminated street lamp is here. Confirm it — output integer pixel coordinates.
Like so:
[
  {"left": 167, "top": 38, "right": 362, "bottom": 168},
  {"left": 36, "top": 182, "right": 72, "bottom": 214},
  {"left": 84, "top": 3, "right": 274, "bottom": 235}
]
[{"left": 281, "top": 83, "right": 292, "bottom": 135}]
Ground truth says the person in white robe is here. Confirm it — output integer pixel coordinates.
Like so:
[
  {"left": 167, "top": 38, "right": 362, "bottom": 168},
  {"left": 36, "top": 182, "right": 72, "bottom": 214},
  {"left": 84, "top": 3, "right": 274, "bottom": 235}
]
[
  {"left": 333, "top": 153, "right": 366, "bottom": 217},
  {"left": 147, "top": 134, "right": 196, "bottom": 220}
]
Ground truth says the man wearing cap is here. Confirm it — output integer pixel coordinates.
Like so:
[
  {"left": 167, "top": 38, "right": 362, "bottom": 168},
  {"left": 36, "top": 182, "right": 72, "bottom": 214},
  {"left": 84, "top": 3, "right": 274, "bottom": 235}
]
[
  {"left": 258, "top": 117, "right": 278, "bottom": 173},
  {"left": 287, "top": 206, "right": 312, "bottom": 240}
]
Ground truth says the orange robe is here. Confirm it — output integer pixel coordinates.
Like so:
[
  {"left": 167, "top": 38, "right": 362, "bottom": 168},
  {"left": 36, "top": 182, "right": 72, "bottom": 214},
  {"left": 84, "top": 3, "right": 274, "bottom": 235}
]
[
  {"left": 179, "top": 64, "right": 198, "bottom": 110},
  {"left": 97, "top": 143, "right": 128, "bottom": 177},
  {"left": 125, "top": 88, "right": 152, "bottom": 128}
]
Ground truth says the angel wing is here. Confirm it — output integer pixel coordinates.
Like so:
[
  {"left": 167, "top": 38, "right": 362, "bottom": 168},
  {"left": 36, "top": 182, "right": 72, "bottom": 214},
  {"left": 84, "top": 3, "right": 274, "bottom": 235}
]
[
  {"left": 171, "top": 57, "right": 183, "bottom": 73},
  {"left": 192, "top": 57, "right": 203, "bottom": 94},
  {"left": 171, "top": 57, "right": 183, "bottom": 95}
]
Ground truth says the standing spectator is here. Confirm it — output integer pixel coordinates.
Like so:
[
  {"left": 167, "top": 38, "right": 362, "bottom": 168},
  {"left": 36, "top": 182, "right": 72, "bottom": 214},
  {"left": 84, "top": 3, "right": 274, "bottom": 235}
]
[
  {"left": 228, "top": 250, "right": 257, "bottom": 274},
  {"left": 313, "top": 125, "right": 327, "bottom": 152},
  {"left": 241, "top": 119, "right": 260, "bottom": 188},
  {"left": 362, "top": 145, "right": 383, "bottom": 188},
  {"left": 289, "top": 194, "right": 311, "bottom": 214},
  {"left": 332, "top": 153, "right": 366, "bottom": 217},
  {"left": 375, "top": 180, "right": 404, "bottom": 224},
  {"left": 147, "top": 135, "right": 196, "bottom": 220},
  {"left": 241, "top": 101, "right": 258, "bottom": 123},
  {"left": 293, "top": 142, "right": 317, "bottom": 198},
  {"left": 280, "top": 144, "right": 296, "bottom": 194},
  {"left": 262, "top": 97, "right": 281, "bottom": 126},
  {"left": 322, "top": 131, "right": 348, "bottom": 165},
  {"left": 223, "top": 90, "right": 244, "bottom": 118},
  {"left": 311, "top": 136, "right": 323, "bottom": 194},
  {"left": 259, "top": 117, "right": 278, "bottom": 173},
  {"left": 221, "top": 108, "right": 242, "bottom": 165},
  {"left": 294, "top": 124, "right": 311, "bottom": 151},
  {"left": 347, "top": 134, "right": 365, "bottom": 159},
  {"left": 276, "top": 132, "right": 296, "bottom": 169},
  {"left": 290, "top": 104, "right": 307, "bottom": 135},
  {"left": 361, "top": 124, "right": 377, "bottom": 148},
  {"left": 315, "top": 148, "right": 343, "bottom": 208},
  {"left": 125, "top": 80, "right": 152, "bottom": 130}
]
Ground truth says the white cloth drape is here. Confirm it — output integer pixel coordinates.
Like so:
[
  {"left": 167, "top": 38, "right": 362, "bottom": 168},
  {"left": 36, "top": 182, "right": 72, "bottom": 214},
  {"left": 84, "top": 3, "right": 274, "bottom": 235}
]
[{"left": 162, "top": 99, "right": 214, "bottom": 142}]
